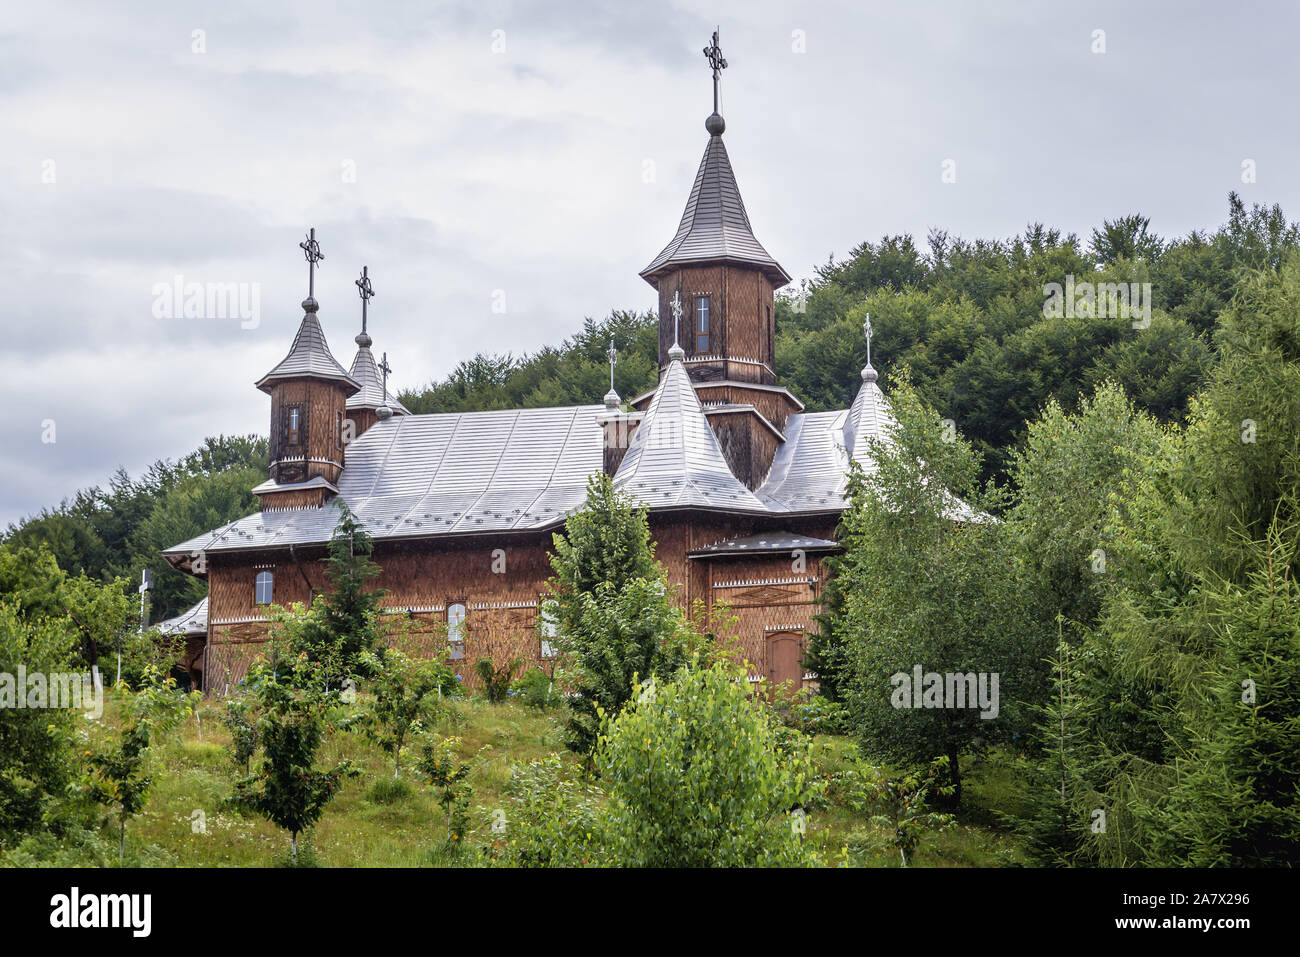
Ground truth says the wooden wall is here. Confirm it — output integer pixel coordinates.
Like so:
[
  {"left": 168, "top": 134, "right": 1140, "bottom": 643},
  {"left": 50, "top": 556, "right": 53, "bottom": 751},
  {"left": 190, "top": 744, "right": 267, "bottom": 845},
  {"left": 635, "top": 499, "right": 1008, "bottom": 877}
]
[
  {"left": 268, "top": 377, "right": 351, "bottom": 485},
  {"left": 202, "top": 513, "right": 839, "bottom": 695},
  {"left": 653, "top": 264, "right": 776, "bottom": 384}
]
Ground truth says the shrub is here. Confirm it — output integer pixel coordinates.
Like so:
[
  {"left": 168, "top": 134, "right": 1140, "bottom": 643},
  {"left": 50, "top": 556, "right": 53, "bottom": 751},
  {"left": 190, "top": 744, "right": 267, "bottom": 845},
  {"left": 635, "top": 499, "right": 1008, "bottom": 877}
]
[{"left": 596, "top": 662, "right": 823, "bottom": 867}]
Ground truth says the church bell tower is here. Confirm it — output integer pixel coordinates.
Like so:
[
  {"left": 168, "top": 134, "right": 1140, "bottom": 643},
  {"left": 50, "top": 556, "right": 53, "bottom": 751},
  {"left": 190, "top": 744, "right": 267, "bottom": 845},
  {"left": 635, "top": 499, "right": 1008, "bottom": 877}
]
[
  {"left": 254, "top": 228, "right": 359, "bottom": 507},
  {"left": 636, "top": 30, "right": 803, "bottom": 489}
]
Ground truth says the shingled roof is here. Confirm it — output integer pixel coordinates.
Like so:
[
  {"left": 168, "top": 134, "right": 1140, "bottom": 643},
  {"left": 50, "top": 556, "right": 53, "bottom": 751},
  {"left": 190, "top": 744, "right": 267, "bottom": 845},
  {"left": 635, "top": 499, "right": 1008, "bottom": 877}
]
[
  {"left": 640, "top": 131, "right": 790, "bottom": 288},
  {"left": 256, "top": 300, "right": 360, "bottom": 394}
]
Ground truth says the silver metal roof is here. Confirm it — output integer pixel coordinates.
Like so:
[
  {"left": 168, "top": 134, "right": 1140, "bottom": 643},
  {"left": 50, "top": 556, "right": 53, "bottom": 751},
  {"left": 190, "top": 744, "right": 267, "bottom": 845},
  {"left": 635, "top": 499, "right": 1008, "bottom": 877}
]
[
  {"left": 256, "top": 304, "right": 360, "bottom": 394},
  {"left": 614, "top": 356, "right": 768, "bottom": 512},
  {"left": 347, "top": 343, "right": 410, "bottom": 414},
  {"left": 157, "top": 597, "right": 207, "bottom": 636},
  {"left": 163, "top": 366, "right": 913, "bottom": 562},
  {"left": 640, "top": 132, "right": 791, "bottom": 287},
  {"left": 251, "top": 475, "right": 339, "bottom": 495},
  {"left": 689, "top": 531, "right": 840, "bottom": 557}
]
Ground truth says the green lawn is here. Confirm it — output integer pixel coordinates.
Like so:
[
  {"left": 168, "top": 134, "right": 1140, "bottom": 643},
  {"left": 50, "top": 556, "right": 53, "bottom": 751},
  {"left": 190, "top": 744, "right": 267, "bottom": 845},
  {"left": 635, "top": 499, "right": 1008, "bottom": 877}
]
[{"left": 39, "top": 692, "right": 1029, "bottom": 868}]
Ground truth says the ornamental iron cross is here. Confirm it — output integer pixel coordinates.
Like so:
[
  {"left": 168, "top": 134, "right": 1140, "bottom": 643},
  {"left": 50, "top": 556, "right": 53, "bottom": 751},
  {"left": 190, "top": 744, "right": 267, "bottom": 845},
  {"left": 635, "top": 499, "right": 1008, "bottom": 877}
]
[
  {"left": 703, "top": 28, "right": 727, "bottom": 114},
  {"left": 607, "top": 338, "right": 618, "bottom": 390},
  {"left": 299, "top": 227, "right": 324, "bottom": 298},
  {"left": 378, "top": 351, "right": 392, "bottom": 400},
  {"left": 356, "top": 265, "right": 375, "bottom": 333},
  {"left": 863, "top": 313, "right": 873, "bottom": 366},
  {"left": 670, "top": 291, "right": 684, "bottom": 346}
]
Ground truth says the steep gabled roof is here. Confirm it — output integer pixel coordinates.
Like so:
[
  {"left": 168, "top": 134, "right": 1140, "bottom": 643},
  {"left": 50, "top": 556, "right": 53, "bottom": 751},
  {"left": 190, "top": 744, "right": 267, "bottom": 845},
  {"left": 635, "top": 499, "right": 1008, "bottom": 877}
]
[
  {"left": 640, "top": 131, "right": 790, "bottom": 288},
  {"left": 347, "top": 337, "right": 410, "bottom": 414},
  {"left": 614, "top": 354, "right": 767, "bottom": 512},
  {"left": 256, "top": 300, "right": 360, "bottom": 394}
]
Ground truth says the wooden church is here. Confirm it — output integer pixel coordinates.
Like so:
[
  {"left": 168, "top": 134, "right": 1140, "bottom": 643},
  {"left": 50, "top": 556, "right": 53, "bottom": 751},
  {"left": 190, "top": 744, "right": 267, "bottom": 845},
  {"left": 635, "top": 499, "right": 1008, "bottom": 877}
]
[{"left": 162, "top": 33, "right": 900, "bottom": 694}]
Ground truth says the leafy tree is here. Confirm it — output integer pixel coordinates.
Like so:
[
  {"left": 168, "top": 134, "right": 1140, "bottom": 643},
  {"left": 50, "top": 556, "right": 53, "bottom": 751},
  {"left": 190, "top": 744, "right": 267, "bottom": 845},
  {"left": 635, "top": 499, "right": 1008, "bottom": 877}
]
[
  {"left": 416, "top": 735, "right": 473, "bottom": 851},
  {"left": 356, "top": 648, "right": 445, "bottom": 777},
  {"left": 85, "top": 667, "right": 198, "bottom": 860},
  {"left": 228, "top": 646, "right": 359, "bottom": 864},
  {"left": 830, "top": 379, "right": 1042, "bottom": 804},
  {"left": 0, "top": 605, "right": 79, "bottom": 838},
  {"left": 596, "top": 662, "right": 822, "bottom": 867}
]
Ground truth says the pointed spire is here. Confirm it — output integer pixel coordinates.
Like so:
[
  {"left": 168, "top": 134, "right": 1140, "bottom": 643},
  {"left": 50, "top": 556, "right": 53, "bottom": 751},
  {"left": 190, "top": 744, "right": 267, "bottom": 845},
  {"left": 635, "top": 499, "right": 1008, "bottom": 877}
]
[
  {"left": 257, "top": 227, "right": 358, "bottom": 394},
  {"left": 615, "top": 350, "right": 765, "bottom": 511},
  {"left": 640, "top": 34, "right": 789, "bottom": 289},
  {"left": 843, "top": 314, "right": 893, "bottom": 466},
  {"left": 604, "top": 338, "right": 620, "bottom": 409},
  {"left": 345, "top": 266, "right": 408, "bottom": 417}
]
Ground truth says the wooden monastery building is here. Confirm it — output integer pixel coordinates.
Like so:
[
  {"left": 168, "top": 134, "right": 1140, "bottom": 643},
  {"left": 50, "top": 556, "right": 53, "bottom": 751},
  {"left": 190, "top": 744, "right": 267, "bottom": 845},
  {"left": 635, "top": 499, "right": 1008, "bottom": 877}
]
[{"left": 163, "top": 38, "right": 901, "bottom": 695}]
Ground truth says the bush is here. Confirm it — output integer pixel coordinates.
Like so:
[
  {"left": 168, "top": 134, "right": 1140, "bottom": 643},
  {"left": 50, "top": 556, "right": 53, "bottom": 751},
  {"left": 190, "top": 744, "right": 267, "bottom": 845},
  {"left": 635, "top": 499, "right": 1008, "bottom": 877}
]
[
  {"left": 596, "top": 662, "right": 823, "bottom": 867},
  {"left": 511, "top": 668, "right": 560, "bottom": 710},
  {"left": 367, "top": 776, "right": 414, "bottom": 805}
]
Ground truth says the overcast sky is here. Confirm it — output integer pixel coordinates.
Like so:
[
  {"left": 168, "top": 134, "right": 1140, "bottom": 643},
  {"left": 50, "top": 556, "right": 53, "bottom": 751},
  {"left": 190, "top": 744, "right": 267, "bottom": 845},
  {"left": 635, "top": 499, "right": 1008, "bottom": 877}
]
[{"left": 2, "top": 0, "right": 1296, "bottom": 527}]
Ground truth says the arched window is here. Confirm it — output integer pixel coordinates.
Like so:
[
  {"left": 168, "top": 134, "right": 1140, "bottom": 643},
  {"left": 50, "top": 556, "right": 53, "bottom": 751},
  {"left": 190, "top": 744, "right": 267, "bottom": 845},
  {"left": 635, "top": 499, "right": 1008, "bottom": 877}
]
[
  {"left": 696, "top": 296, "right": 710, "bottom": 353},
  {"left": 254, "top": 571, "right": 273, "bottom": 605},
  {"left": 447, "top": 603, "right": 466, "bottom": 659}
]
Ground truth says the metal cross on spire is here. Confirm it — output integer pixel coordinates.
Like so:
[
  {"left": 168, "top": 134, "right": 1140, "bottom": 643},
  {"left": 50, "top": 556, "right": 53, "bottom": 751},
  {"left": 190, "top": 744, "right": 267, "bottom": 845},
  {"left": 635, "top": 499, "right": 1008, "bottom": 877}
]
[
  {"left": 299, "top": 228, "right": 324, "bottom": 299},
  {"left": 355, "top": 265, "right": 374, "bottom": 334},
  {"left": 607, "top": 338, "right": 618, "bottom": 391},
  {"left": 670, "top": 291, "right": 684, "bottom": 347},
  {"left": 863, "top": 313, "right": 873, "bottom": 367},
  {"left": 703, "top": 28, "right": 727, "bottom": 115},
  {"left": 378, "top": 351, "right": 392, "bottom": 397}
]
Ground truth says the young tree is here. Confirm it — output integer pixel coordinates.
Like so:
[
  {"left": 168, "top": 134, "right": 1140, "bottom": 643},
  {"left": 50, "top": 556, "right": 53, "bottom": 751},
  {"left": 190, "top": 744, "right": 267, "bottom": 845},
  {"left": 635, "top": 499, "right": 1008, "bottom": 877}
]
[
  {"left": 546, "top": 474, "right": 697, "bottom": 756},
  {"left": 356, "top": 648, "right": 447, "bottom": 778},
  {"left": 305, "top": 502, "right": 385, "bottom": 685},
  {"left": 228, "top": 648, "right": 359, "bottom": 864},
  {"left": 415, "top": 735, "right": 473, "bottom": 852},
  {"left": 86, "top": 667, "right": 198, "bottom": 860}
]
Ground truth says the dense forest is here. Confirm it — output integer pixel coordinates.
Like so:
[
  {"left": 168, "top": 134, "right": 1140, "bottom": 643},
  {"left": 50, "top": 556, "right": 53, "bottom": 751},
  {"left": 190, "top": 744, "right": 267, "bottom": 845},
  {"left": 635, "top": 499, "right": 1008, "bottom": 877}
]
[{"left": 3, "top": 192, "right": 1294, "bottom": 621}]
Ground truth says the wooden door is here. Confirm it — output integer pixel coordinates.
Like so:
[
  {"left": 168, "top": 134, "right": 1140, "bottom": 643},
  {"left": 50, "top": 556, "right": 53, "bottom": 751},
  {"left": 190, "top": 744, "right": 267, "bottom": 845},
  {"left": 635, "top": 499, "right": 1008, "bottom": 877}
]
[{"left": 767, "top": 632, "right": 804, "bottom": 694}]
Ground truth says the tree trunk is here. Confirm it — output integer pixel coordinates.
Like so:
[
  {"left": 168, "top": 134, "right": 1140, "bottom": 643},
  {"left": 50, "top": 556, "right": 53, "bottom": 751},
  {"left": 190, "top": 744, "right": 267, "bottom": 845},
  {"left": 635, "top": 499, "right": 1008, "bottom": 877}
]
[
  {"left": 291, "top": 832, "right": 298, "bottom": 864},
  {"left": 119, "top": 815, "right": 126, "bottom": 861}
]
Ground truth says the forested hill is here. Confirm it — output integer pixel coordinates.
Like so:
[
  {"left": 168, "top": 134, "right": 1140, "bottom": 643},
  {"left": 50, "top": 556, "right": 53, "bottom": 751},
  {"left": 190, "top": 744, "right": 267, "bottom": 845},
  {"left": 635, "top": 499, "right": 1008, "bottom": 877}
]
[{"left": 4, "top": 192, "right": 1295, "bottom": 621}]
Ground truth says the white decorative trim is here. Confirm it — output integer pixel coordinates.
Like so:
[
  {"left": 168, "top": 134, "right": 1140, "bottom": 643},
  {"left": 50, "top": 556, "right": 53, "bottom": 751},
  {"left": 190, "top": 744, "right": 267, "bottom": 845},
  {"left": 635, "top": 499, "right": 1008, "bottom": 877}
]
[
  {"left": 382, "top": 604, "right": 447, "bottom": 615},
  {"left": 713, "top": 576, "right": 818, "bottom": 589},
  {"left": 212, "top": 615, "right": 268, "bottom": 626},
  {"left": 764, "top": 623, "right": 809, "bottom": 632},
  {"left": 469, "top": 600, "right": 538, "bottom": 611}
]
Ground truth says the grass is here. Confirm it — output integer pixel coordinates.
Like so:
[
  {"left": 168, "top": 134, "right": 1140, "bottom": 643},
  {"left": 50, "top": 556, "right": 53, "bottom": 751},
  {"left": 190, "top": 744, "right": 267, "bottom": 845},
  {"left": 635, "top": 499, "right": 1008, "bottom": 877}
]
[{"left": 25, "top": 691, "right": 1029, "bottom": 868}]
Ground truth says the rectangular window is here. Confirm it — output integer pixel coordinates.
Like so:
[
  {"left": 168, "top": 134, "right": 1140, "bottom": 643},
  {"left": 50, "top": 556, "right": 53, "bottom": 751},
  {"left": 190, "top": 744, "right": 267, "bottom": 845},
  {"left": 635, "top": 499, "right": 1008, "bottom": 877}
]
[
  {"left": 286, "top": 406, "right": 301, "bottom": 445},
  {"left": 447, "top": 602, "right": 467, "bottom": 660},
  {"left": 255, "top": 571, "right": 273, "bottom": 605},
  {"left": 696, "top": 296, "right": 710, "bottom": 353}
]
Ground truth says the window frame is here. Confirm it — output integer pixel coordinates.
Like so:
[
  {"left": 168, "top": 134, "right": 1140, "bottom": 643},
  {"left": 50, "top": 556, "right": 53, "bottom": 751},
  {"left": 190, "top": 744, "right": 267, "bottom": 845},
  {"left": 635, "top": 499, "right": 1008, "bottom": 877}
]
[
  {"left": 447, "top": 602, "right": 467, "bottom": 660},
  {"left": 695, "top": 296, "right": 710, "bottom": 354},
  {"left": 254, "top": 570, "right": 274, "bottom": 605}
]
